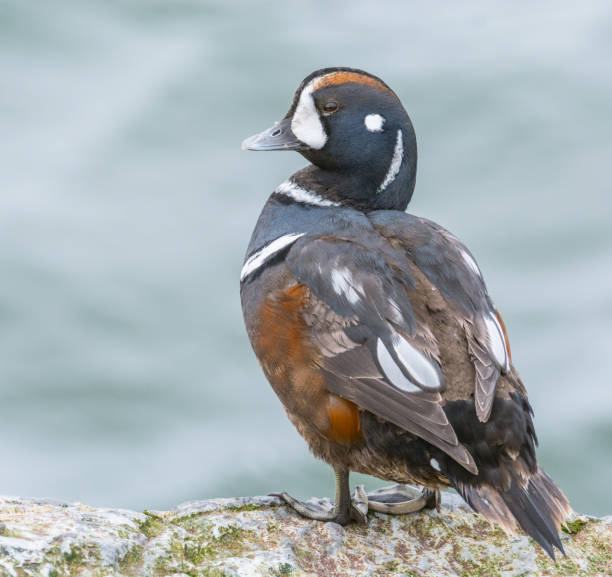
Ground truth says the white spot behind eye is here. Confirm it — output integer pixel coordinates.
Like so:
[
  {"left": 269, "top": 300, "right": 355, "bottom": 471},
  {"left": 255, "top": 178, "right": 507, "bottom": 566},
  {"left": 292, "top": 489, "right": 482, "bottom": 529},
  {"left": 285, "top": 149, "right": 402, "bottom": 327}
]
[{"left": 364, "top": 113, "right": 385, "bottom": 132}]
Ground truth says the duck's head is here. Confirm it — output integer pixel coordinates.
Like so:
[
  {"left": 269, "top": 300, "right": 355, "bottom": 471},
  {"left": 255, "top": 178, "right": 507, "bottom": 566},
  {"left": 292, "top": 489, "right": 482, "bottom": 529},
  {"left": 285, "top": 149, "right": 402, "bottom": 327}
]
[{"left": 242, "top": 67, "right": 417, "bottom": 211}]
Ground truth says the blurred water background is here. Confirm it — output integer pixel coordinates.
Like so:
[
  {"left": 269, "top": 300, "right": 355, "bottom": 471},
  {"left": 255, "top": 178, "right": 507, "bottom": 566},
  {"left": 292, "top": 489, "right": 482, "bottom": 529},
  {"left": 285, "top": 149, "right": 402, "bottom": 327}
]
[{"left": 0, "top": 0, "right": 610, "bottom": 515}]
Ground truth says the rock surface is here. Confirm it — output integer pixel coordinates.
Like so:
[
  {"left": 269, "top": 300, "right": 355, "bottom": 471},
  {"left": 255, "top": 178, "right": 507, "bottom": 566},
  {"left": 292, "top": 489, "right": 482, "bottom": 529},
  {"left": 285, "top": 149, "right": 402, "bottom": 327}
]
[{"left": 0, "top": 490, "right": 609, "bottom": 577}]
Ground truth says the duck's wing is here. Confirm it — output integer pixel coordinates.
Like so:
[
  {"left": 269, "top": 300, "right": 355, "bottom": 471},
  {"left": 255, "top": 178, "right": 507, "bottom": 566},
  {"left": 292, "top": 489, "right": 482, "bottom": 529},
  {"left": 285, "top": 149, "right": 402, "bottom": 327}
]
[
  {"left": 285, "top": 235, "right": 478, "bottom": 474},
  {"left": 368, "top": 212, "right": 512, "bottom": 422}
]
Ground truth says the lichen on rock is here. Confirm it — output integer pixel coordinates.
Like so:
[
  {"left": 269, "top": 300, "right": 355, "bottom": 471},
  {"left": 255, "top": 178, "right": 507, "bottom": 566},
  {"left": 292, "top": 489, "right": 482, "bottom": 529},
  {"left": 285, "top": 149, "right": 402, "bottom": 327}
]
[{"left": 0, "top": 492, "right": 609, "bottom": 576}]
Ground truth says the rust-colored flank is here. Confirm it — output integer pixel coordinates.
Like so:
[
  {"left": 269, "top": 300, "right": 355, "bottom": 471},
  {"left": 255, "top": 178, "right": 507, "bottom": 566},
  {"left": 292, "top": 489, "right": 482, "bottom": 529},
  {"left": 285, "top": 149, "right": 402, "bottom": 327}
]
[
  {"left": 326, "top": 394, "right": 362, "bottom": 445},
  {"left": 258, "top": 284, "right": 312, "bottom": 366},
  {"left": 313, "top": 71, "right": 395, "bottom": 96}
]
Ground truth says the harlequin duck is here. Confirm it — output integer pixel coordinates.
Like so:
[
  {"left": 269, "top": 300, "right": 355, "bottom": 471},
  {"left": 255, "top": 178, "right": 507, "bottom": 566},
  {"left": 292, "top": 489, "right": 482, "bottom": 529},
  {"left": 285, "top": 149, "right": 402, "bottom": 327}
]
[{"left": 240, "top": 67, "right": 570, "bottom": 559}]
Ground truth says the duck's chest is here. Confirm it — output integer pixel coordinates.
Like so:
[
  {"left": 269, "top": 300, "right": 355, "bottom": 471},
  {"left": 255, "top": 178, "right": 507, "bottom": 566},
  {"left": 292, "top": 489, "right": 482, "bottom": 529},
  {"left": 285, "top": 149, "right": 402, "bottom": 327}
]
[{"left": 240, "top": 196, "right": 370, "bottom": 336}]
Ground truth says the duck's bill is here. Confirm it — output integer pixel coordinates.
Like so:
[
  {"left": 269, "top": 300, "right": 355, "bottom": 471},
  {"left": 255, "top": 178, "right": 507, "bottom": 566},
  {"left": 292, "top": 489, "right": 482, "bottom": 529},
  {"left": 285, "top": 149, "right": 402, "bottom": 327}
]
[{"left": 241, "top": 117, "right": 307, "bottom": 151}]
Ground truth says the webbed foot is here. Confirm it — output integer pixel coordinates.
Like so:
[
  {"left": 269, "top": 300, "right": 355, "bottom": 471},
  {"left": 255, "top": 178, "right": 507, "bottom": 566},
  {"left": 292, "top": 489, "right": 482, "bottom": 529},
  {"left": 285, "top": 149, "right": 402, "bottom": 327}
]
[
  {"left": 270, "top": 484, "right": 368, "bottom": 525},
  {"left": 271, "top": 468, "right": 441, "bottom": 525},
  {"left": 366, "top": 484, "right": 441, "bottom": 514}
]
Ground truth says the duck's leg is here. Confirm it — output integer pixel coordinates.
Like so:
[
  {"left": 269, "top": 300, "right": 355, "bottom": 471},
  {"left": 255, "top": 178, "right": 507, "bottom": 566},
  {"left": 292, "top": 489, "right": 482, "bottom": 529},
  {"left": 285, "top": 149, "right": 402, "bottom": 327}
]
[
  {"left": 271, "top": 467, "right": 368, "bottom": 525},
  {"left": 366, "top": 484, "right": 441, "bottom": 514}
]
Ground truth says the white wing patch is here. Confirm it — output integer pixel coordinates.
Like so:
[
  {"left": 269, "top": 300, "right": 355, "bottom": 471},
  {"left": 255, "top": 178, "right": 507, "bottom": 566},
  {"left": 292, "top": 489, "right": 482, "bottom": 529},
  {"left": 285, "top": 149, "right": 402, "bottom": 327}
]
[
  {"left": 364, "top": 113, "right": 385, "bottom": 132},
  {"left": 391, "top": 333, "right": 442, "bottom": 390},
  {"left": 331, "top": 267, "right": 362, "bottom": 305},
  {"left": 376, "top": 333, "right": 442, "bottom": 393},
  {"left": 376, "top": 339, "right": 422, "bottom": 394},
  {"left": 291, "top": 82, "right": 327, "bottom": 149},
  {"left": 276, "top": 180, "right": 341, "bottom": 207},
  {"left": 378, "top": 129, "right": 403, "bottom": 193},
  {"left": 484, "top": 313, "right": 509, "bottom": 371},
  {"left": 241, "top": 233, "right": 304, "bottom": 282}
]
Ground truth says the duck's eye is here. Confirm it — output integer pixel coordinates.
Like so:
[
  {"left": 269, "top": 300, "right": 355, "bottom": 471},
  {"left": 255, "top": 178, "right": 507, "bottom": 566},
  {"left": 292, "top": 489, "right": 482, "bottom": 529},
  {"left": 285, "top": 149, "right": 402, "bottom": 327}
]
[{"left": 322, "top": 101, "right": 339, "bottom": 114}]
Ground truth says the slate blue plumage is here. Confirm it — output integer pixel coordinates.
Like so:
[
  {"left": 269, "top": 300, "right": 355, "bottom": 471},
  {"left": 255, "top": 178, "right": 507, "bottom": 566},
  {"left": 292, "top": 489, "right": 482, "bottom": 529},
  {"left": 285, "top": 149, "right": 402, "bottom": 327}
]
[{"left": 240, "top": 67, "right": 571, "bottom": 559}]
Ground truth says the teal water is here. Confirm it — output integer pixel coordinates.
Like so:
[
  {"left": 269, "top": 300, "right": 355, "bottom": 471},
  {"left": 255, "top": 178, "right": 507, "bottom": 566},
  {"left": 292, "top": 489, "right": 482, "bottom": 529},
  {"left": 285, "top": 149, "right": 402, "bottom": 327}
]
[{"left": 0, "top": 1, "right": 610, "bottom": 515}]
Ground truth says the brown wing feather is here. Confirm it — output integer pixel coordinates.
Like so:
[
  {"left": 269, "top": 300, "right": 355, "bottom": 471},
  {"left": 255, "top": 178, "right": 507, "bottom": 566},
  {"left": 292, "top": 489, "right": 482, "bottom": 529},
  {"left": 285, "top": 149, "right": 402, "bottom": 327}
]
[
  {"left": 307, "top": 304, "right": 478, "bottom": 474},
  {"left": 469, "top": 335, "right": 501, "bottom": 422},
  {"left": 323, "top": 363, "right": 477, "bottom": 473}
]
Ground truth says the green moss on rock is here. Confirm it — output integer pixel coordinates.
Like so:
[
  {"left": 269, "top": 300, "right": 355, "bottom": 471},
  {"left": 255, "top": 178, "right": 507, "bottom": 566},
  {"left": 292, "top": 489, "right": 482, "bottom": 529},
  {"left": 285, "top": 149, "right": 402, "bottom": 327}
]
[
  {"left": 0, "top": 493, "right": 609, "bottom": 577},
  {"left": 563, "top": 517, "right": 588, "bottom": 535}
]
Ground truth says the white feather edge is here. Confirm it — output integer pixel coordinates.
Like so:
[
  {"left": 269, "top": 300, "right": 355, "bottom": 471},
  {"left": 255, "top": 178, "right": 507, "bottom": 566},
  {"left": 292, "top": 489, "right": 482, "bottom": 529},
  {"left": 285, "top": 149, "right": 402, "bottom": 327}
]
[
  {"left": 483, "top": 313, "right": 509, "bottom": 371},
  {"left": 391, "top": 333, "right": 442, "bottom": 389},
  {"left": 460, "top": 249, "right": 481, "bottom": 276},
  {"left": 376, "top": 338, "right": 422, "bottom": 394},
  {"left": 376, "top": 333, "right": 442, "bottom": 393},
  {"left": 330, "top": 267, "right": 362, "bottom": 305}
]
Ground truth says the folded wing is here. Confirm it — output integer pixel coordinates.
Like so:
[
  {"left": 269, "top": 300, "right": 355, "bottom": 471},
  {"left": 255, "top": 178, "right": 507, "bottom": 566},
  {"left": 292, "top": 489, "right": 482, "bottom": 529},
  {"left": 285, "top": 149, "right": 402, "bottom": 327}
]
[
  {"left": 369, "top": 212, "right": 512, "bottom": 422},
  {"left": 286, "top": 236, "right": 478, "bottom": 473}
]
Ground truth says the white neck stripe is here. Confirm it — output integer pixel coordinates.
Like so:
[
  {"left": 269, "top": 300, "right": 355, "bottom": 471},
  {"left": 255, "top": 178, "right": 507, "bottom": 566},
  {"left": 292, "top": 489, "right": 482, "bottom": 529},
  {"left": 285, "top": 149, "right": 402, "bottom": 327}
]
[
  {"left": 275, "top": 180, "right": 341, "bottom": 207},
  {"left": 241, "top": 233, "right": 305, "bottom": 282},
  {"left": 378, "top": 129, "right": 403, "bottom": 193}
]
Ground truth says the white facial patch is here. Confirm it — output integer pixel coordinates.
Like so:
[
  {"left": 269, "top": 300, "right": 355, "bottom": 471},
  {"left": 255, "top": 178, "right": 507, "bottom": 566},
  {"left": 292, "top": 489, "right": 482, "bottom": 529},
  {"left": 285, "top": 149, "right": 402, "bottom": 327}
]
[
  {"left": 430, "top": 458, "right": 441, "bottom": 472},
  {"left": 240, "top": 233, "right": 304, "bottom": 282},
  {"left": 276, "top": 180, "right": 341, "bottom": 207},
  {"left": 364, "top": 113, "right": 385, "bottom": 132},
  {"left": 377, "top": 129, "right": 404, "bottom": 193},
  {"left": 291, "top": 82, "right": 327, "bottom": 150},
  {"left": 331, "top": 267, "right": 362, "bottom": 305}
]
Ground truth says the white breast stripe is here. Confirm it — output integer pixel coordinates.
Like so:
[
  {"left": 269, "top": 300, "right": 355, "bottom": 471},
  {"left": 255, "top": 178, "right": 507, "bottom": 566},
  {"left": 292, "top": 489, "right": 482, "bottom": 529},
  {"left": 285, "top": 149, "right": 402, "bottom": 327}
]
[
  {"left": 276, "top": 180, "right": 341, "bottom": 207},
  {"left": 240, "top": 233, "right": 304, "bottom": 282},
  {"left": 391, "top": 333, "right": 442, "bottom": 390},
  {"left": 376, "top": 339, "right": 422, "bottom": 394},
  {"left": 291, "top": 82, "right": 327, "bottom": 149},
  {"left": 484, "top": 313, "right": 509, "bottom": 371},
  {"left": 378, "top": 129, "right": 403, "bottom": 193}
]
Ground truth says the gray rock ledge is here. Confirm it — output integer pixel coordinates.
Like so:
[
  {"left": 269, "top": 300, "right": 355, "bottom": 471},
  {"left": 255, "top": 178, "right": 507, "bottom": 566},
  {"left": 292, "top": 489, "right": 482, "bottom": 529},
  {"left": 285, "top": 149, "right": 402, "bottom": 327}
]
[{"left": 0, "top": 491, "right": 609, "bottom": 576}]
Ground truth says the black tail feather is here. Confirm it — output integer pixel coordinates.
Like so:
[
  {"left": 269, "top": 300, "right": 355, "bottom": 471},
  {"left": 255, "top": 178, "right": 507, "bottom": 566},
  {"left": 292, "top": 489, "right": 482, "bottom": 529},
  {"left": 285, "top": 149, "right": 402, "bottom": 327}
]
[
  {"left": 454, "top": 467, "right": 571, "bottom": 560},
  {"left": 500, "top": 476, "right": 565, "bottom": 559}
]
